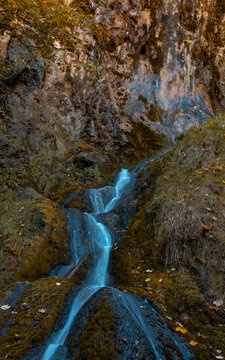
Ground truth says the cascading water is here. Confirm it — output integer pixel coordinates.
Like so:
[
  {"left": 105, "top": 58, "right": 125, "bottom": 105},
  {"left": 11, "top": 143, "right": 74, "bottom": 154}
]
[
  {"left": 40, "top": 169, "right": 133, "bottom": 360},
  {"left": 40, "top": 162, "right": 193, "bottom": 360}
]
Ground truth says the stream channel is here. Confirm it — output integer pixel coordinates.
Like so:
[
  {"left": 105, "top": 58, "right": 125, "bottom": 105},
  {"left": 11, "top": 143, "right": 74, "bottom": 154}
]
[{"left": 39, "top": 154, "right": 194, "bottom": 360}]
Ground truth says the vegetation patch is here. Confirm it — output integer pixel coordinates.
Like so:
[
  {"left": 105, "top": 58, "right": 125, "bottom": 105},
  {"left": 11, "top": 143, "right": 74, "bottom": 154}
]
[
  {"left": 112, "top": 115, "right": 225, "bottom": 359},
  {"left": 71, "top": 301, "right": 117, "bottom": 360},
  {"left": 0, "top": 277, "right": 73, "bottom": 360},
  {"left": 0, "top": 193, "right": 69, "bottom": 289},
  {"left": 126, "top": 121, "right": 167, "bottom": 162}
]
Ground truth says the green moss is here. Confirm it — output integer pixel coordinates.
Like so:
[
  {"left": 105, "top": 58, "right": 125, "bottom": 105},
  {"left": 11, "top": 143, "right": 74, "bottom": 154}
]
[
  {"left": 72, "top": 302, "right": 117, "bottom": 360},
  {"left": 0, "top": 277, "right": 73, "bottom": 360},
  {"left": 126, "top": 121, "right": 167, "bottom": 162},
  {"left": 0, "top": 195, "right": 69, "bottom": 289}
]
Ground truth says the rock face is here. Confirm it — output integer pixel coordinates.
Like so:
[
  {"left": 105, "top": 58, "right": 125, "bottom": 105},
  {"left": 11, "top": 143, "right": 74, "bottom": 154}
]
[
  {"left": 1, "top": 0, "right": 224, "bottom": 163},
  {"left": 89, "top": 0, "right": 224, "bottom": 136}
]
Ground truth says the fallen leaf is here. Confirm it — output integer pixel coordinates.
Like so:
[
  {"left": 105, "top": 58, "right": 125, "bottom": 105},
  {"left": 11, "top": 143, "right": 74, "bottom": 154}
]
[
  {"left": 38, "top": 308, "right": 46, "bottom": 314},
  {"left": 189, "top": 340, "right": 198, "bottom": 346},
  {"left": 213, "top": 299, "right": 223, "bottom": 307},
  {"left": 202, "top": 223, "right": 213, "bottom": 231},
  {"left": 175, "top": 326, "right": 188, "bottom": 334},
  {"left": 0, "top": 305, "right": 11, "bottom": 311}
]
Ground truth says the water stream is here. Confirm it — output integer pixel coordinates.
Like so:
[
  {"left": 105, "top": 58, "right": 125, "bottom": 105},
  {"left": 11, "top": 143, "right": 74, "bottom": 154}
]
[{"left": 40, "top": 161, "right": 193, "bottom": 360}]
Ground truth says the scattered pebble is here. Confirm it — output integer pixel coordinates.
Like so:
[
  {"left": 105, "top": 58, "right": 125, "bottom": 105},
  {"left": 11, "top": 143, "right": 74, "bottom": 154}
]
[
  {"left": 215, "top": 356, "right": 224, "bottom": 359},
  {"left": 158, "top": 278, "right": 163, "bottom": 282},
  {"left": 177, "top": 322, "right": 184, "bottom": 327},
  {"left": 11, "top": 311, "right": 17, "bottom": 314},
  {"left": 166, "top": 316, "right": 172, "bottom": 321},
  {"left": 213, "top": 300, "right": 223, "bottom": 307},
  {"left": 171, "top": 268, "right": 176, "bottom": 271},
  {"left": 146, "top": 269, "right": 154, "bottom": 273},
  {"left": 56, "top": 282, "right": 61, "bottom": 286},
  {"left": 145, "top": 278, "right": 151, "bottom": 282},
  {"left": 0, "top": 305, "right": 11, "bottom": 311},
  {"left": 38, "top": 308, "right": 46, "bottom": 313},
  {"left": 20, "top": 224, "right": 25, "bottom": 227}
]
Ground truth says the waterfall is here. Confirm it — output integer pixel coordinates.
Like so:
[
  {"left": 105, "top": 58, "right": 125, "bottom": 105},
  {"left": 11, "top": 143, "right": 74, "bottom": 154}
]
[
  {"left": 40, "top": 169, "right": 132, "bottom": 360},
  {"left": 40, "top": 161, "right": 193, "bottom": 360}
]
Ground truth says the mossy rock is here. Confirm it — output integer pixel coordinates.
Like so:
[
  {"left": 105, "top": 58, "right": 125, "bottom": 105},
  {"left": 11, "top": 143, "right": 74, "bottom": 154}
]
[
  {"left": 0, "top": 277, "right": 73, "bottom": 360},
  {"left": 68, "top": 299, "right": 117, "bottom": 360},
  {"left": 125, "top": 121, "right": 168, "bottom": 163},
  {"left": 112, "top": 115, "right": 225, "bottom": 359},
  {"left": 0, "top": 193, "right": 69, "bottom": 289}
]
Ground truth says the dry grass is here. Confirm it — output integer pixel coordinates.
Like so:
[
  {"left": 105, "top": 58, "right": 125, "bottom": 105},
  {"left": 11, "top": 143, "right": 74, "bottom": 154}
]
[{"left": 145, "top": 115, "right": 225, "bottom": 299}]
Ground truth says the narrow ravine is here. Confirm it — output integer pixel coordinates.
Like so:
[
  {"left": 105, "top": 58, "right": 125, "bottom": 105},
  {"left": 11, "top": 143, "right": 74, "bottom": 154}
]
[{"left": 40, "top": 161, "right": 194, "bottom": 360}]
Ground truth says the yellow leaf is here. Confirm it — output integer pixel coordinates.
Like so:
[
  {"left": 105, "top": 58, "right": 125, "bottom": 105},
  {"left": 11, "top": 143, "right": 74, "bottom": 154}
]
[
  {"left": 189, "top": 341, "right": 198, "bottom": 347},
  {"left": 175, "top": 326, "right": 188, "bottom": 334},
  {"left": 222, "top": 180, "right": 225, "bottom": 184},
  {"left": 202, "top": 223, "right": 213, "bottom": 231}
]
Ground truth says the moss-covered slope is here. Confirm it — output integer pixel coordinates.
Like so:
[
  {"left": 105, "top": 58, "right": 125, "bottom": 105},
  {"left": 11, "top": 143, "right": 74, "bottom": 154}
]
[
  {"left": 0, "top": 277, "right": 74, "bottom": 360},
  {"left": 112, "top": 115, "right": 225, "bottom": 359},
  {"left": 0, "top": 191, "right": 70, "bottom": 289}
]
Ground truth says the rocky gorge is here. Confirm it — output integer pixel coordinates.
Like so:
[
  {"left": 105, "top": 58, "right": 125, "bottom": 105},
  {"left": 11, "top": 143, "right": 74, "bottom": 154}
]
[{"left": 0, "top": 0, "right": 224, "bottom": 359}]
